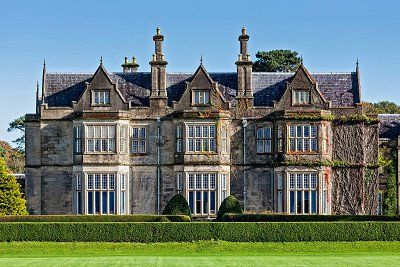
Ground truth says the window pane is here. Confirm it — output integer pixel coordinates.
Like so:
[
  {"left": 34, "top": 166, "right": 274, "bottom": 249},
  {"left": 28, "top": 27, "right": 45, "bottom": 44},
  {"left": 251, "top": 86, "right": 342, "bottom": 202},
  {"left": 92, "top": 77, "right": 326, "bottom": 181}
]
[
  {"left": 210, "top": 191, "right": 216, "bottom": 213},
  {"left": 264, "top": 127, "right": 271, "bottom": 139},
  {"left": 209, "top": 125, "right": 216, "bottom": 138},
  {"left": 88, "top": 192, "right": 93, "bottom": 214},
  {"left": 265, "top": 140, "right": 271, "bottom": 153},
  {"left": 95, "top": 192, "right": 100, "bottom": 214},
  {"left": 140, "top": 127, "right": 146, "bottom": 139},
  {"left": 188, "top": 126, "right": 194, "bottom": 138},
  {"left": 311, "top": 191, "right": 317, "bottom": 214},
  {"left": 296, "top": 126, "right": 303, "bottom": 137},
  {"left": 203, "top": 191, "right": 208, "bottom": 214},
  {"left": 189, "top": 192, "right": 194, "bottom": 213},
  {"left": 297, "top": 191, "right": 302, "bottom": 214},
  {"left": 257, "top": 128, "right": 264, "bottom": 139},
  {"left": 304, "top": 191, "right": 310, "bottom": 214},
  {"left": 196, "top": 191, "right": 201, "bottom": 214},
  {"left": 120, "top": 191, "right": 125, "bottom": 214},
  {"left": 132, "top": 128, "right": 139, "bottom": 139},
  {"left": 102, "top": 191, "right": 108, "bottom": 214},
  {"left": 296, "top": 174, "right": 302, "bottom": 189},
  {"left": 257, "top": 140, "right": 264, "bottom": 153},
  {"left": 290, "top": 191, "right": 295, "bottom": 214},
  {"left": 109, "top": 191, "right": 115, "bottom": 214},
  {"left": 109, "top": 126, "right": 115, "bottom": 138}
]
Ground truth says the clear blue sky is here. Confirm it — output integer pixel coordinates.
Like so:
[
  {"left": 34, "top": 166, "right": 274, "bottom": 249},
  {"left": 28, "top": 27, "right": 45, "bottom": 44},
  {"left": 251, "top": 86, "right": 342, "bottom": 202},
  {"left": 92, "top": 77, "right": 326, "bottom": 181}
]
[{"left": 0, "top": 0, "right": 399, "bottom": 146}]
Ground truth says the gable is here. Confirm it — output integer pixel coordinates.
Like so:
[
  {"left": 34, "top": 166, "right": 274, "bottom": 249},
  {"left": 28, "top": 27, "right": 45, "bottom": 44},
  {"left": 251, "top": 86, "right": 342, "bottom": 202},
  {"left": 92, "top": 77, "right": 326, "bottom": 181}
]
[
  {"left": 173, "top": 65, "right": 229, "bottom": 110},
  {"left": 274, "top": 65, "right": 330, "bottom": 110}
]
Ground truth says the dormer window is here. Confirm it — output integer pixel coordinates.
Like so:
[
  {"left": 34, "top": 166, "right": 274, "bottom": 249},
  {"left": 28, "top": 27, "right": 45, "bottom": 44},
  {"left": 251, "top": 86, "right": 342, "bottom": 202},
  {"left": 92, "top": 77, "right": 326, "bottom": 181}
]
[
  {"left": 93, "top": 90, "right": 110, "bottom": 105},
  {"left": 192, "top": 90, "right": 210, "bottom": 105},
  {"left": 292, "top": 90, "right": 310, "bottom": 105}
]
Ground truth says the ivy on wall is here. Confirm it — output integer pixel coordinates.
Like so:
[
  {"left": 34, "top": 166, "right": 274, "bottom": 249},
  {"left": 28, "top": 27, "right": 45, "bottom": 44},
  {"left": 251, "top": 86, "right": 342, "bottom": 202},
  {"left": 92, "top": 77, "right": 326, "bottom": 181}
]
[{"left": 379, "top": 150, "right": 398, "bottom": 215}]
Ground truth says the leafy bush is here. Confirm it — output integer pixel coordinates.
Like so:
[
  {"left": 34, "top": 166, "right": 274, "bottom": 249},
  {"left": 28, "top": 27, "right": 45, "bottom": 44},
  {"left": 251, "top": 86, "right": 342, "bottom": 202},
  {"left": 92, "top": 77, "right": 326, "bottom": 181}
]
[
  {"left": 162, "top": 194, "right": 191, "bottom": 217},
  {"left": 0, "top": 222, "right": 400, "bottom": 242},
  {"left": 216, "top": 196, "right": 242, "bottom": 221},
  {"left": 0, "top": 215, "right": 191, "bottom": 223},
  {"left": 221, "top": 214, "right": 400, "bottom": 222}
]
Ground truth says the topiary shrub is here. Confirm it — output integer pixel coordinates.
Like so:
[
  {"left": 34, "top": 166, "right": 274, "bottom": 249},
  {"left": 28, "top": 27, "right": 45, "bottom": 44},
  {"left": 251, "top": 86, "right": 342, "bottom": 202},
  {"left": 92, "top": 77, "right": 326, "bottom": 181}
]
[
  {"left": 162, "top": 194, "right": 191, "bottom": 217},
  {"left": 217, "top": 195, "right": 243, "bottom": 221}
]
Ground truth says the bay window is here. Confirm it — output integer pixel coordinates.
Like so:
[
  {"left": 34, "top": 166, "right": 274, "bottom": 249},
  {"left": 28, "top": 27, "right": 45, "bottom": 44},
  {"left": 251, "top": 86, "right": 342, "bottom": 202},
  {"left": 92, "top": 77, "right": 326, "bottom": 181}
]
[
  {"left": 289, "top": 173, "right": 318, "bottom": 214},
  {"left": 187, "top": 124, "right": 216, "bottom": 153},
  {"left": 87, "top": 173, "right": 116, "bottom": 214},
  {"left": 288, "top": 125, "right": 318, "bottom": 152},
  {"left": 188, "top": 173, "right": 217, "bottom": 215},
  {"left": 86, "top": 125, "right": 116, "bottom": 153}
]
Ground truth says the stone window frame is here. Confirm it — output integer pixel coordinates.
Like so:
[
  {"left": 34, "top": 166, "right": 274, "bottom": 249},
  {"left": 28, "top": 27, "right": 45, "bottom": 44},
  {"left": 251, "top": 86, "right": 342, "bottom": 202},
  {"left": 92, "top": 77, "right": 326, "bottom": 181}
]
[
  {"left": 292, "top": 89, "right": 310, "bottom": 106},
  {"left": 91, "top": 89, "right": 111, "bottom": 106},
  {"left": 191, "top": 89, "right": 211, "bottom": 106},
  {"left": 131, "top": 125, "right": 148, "bottom": 154},
  {"left": 176, "top": 125, "right": 183, "bottom": 153},
  {"left": 86, "top": 173, "right": 117, "bottom": 215},
  {"left": 73, "top": 125, "right": 82, "bottom": 154},
  {"left": 256, "top": 124, "right": 273, "bottom": 154},
  {"left": 287, "top": 124, "right": 318, "bottom": 154},
  {"left": 85, "top": 124, "right": 117, "bottom": 154},
  {"left": 185, "top": 122, "right": 217, "bottom": 154},
  {"left": 119, "top": 125, "right": 128, "bottom": 154}
]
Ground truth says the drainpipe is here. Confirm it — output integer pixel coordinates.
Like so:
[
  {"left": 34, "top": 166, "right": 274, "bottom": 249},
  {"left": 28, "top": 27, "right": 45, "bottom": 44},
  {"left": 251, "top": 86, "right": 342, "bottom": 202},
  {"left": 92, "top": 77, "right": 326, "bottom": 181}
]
[
  {"left": 242, "top": 118, "right": 247, "bottom": 211},
  {"left": 157, "top": 117, "right": 161, "bottom": 215}
]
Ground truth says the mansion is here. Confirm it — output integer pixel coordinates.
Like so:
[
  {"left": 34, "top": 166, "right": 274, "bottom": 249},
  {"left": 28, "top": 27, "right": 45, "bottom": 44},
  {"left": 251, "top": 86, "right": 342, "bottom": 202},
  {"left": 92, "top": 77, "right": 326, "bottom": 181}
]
[{"left": 25, "top": 28, "right": 379, "bottom": 217}]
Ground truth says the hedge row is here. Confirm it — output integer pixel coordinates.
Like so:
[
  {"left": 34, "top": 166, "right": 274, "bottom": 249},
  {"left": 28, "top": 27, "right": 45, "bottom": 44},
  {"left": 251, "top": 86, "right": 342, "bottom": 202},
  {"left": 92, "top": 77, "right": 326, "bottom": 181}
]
[
  {"left": 0, "top": 215, "right": 191, "bottom": 223},
  {"left": 0, "top": 222, "right": 400, "bottom": 242},
  {"left": 221, "top": 214, "right": 400, "bottom": 222}
]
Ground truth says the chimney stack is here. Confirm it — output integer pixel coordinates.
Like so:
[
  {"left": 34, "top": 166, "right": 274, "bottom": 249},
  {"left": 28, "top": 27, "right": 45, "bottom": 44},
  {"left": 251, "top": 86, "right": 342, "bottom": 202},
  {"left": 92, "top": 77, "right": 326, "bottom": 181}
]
[
  {"left": 235, "top": 27, "right": 253, "bottom": 106},
  {"left": 121, "top": 56, "right": 139, "bottom": 73}
]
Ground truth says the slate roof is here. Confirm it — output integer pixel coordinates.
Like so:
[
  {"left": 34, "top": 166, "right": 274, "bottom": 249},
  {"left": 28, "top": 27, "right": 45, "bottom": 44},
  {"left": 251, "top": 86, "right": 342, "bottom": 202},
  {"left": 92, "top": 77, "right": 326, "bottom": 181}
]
[
  {"left": 379, "top": 114, "right": 400, "bottom": 139},
  {"left": 43, "top": 71, "right": 359, "bottom": 108}
]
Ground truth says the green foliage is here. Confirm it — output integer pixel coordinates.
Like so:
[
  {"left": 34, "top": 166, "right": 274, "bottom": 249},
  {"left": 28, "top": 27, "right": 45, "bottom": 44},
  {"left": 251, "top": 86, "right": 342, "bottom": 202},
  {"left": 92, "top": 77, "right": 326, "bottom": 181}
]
[
  {"left": 364, "top": 101, "right": 400, "bottom": 114},
  {"left": 0, "top": 158, "right": 27, "bottom": 215},
  {"left": 216, "top": 195, "right": 243, "bottom": 221},
  {"left": 0, "top": 215, "right": 191, "bottom": 222},
  {"left": 221, "top": 214, "right": 400, "bottom": 222},
  {"left": 380, "top": 150, "right": 398, "bottom": 215},
  {"left": 0, "top": 222, "right": 400, "bottom": 242},
  {"left": 162, "top": 194, "right": 192, "bottom": 217},
  {"left": 7, "top": 116, "right": 25, "bottom": 151},
  {"left": 253, "top": 50, "right": 301, "bottom": 72},
  {"left": 0, "top": 141, "right": 24, "bottom": 173}
]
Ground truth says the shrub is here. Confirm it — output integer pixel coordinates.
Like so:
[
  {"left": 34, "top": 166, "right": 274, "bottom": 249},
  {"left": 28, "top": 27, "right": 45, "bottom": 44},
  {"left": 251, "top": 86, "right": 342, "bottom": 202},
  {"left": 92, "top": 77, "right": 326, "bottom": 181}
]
[
  {"left": 0, "top": 222, "right": 400, "bottom": 242},
  {"left": 220, "top": 214, "right": 400, "bottom": 222},
  {"left": 216, "top": 195, "right": 243, "bottom": 221},
  {"left": 0, "top": 215, "right": 191, "bottom": 223},
  {"left": 162, "top": 194, "right": 191, "bottom": 217}
]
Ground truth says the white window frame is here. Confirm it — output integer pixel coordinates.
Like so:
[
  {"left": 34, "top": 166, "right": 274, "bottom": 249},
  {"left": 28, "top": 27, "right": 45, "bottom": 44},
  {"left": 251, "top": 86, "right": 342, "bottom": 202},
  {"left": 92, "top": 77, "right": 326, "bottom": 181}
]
[
  {"left": 221, "top": 125, "right": 228, "bottom": 153},
  {"left": 86, "top": 173, "right": 117, "bottom": 215},
  {"left": 86, "top": 125, "right": 116, "bottom": 153},
  {"left": 131, "top": 126, "right": 147, "bottom": 154},
  {"left": 257, "top": 126, "right": 272, "bottom": 153},
  {"left": 192, "top": 90, "right": 210, "bottom": 105},
  {"left": 186, "top": 124, "right": 216, "bottom": 153},
  {"left": 92, "top": 90, "right": 110, "bottom": 105},
  {"left": 120, "top": 174, "right": 127, "bottom": 215},
  {"left": 187, "top": 173, "right": 217, "bottom": 216},
  {"left": 176, "top": 125, "right": 182, "bottom": 153},
  {"left": 75, "top": 173, "right": 82, "bottom": 214},
  {"left": 287, "top": 172, "right": 318, "bottom": 215},
  {"left": 73, "top": 125, "right": 82, "bottom": 154},
  {"left": 288, "top": 125, "right": 318, "bottom": 152},
  {"left": 292, "top": 90, "right": 310, "bottom": 105}
]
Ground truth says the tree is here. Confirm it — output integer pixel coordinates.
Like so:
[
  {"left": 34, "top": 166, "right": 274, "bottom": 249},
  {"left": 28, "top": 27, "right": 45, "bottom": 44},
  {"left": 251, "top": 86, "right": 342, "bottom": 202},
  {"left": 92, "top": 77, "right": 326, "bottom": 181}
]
[
  {"left": 0, "top": 157, "right": 27, "bottom": 215},
  {"left": 0, "top": 141, "right": 24, "bottom": 174},
  {"left": 7, "top": 116, "right": 25, "bottom": 151},
  {"left": 216, "top": 195, "right": 243, "bottom": 221},
  {"left": 162, "top": 194, "right": 191, "bottom": 216},
  {"left": 253, "top": 50, "right": 301, "bottom": 72},
  {"left": 364, "top": 101, "right": 400, "bottom": 114}
]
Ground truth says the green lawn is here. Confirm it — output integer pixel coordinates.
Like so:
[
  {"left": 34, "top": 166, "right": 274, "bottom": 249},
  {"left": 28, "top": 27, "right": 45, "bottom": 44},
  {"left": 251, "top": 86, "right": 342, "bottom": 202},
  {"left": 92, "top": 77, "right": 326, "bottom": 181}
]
[{"left": 0, "top": 241, "right": 399, "bottom": 266}]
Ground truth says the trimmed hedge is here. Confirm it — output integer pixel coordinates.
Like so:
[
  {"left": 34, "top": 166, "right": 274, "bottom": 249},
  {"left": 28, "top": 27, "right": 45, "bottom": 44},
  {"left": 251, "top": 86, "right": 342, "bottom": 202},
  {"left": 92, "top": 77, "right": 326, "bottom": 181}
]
[
  {"left": 162, "top": 194, "right": 191, "bottom": 217},
  {"left": 0, "top": 215, "right": 191, "bottom": 223},
  {"left": 216, "top": 196, "right": 243, "bottom": 221},
  {"left": 221, "top": 214, "right": 400, "bottom": 222},
  {"left": 0, "top": 222, "right": 400, "bottom": 242}
]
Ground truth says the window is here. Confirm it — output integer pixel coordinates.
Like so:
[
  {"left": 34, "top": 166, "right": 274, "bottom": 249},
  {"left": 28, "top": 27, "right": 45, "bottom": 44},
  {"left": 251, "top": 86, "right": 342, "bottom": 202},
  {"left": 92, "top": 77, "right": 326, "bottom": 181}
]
[
  {"left": 176, "top": 126, "right": 182, "bottom": 153},
  {"left": 277, "top": 126, "right": 283, "bottom": 152},
  {"left": 93, "top": 90, "right": 110, "bottom": 105},
  {"left": 176, "top": 173, "right": 183, "bottom": 193},
  {"left": 87, "top": 173, "right": 116, "bottom": 215},
  {"left": 86, "top": 125, "right": 116, "bottom": 153},
  {"left": 377, "top": 191, "right": 383, "bottom": 215},
  {"left": 120, "top": 126, "right": 127, "bottom": 153},
  {"left": 120, "top": 174, "right": 126, "bottom": 214},
  {"left": 187, "top": 125, "right": 216, "bottom": 152},
  {"left": 257, "top": 126, "right": 272, "bottom": 153},
  {"left": 289, "top": 173, "right": 318, "bottom": 215},
  {"left": 277, "top": 173, "right": 283, "bottom": 213},
  {"left": 73, "top": 125, "right": 82, "bottom": 154},
  {"left": 221, "top": 173, "right": 228, "bottom": 201},
  {"left": 288, "top": 125, "right": 318, "bottom": 152},
  {"left": 192, "top": 90, "right": 210, "bottom": 105},
  {"left": 221, "top": 126, "right": 228, "bottom": 153},
  {"left": 75, "top": 173, "right": 82, "bottom": 214},
  {"left": 292, "top": 90, "right": 310, "bottom": 105},
  {"left": 188, "top": 173, "right": 217, "bottom": 216},
  {"left": 132, "top": 126, "right": 146, "bottom": 153}
]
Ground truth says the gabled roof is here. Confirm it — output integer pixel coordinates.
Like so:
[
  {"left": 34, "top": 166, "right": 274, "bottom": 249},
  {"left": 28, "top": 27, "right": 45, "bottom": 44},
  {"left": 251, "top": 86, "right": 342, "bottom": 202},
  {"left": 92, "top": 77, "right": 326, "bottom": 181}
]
[
  {"left": 379, "top": 114, "right": 400, "bottom": 139},
  {"left": 43, "top": 70, "right": 359, "bottom": 108}
]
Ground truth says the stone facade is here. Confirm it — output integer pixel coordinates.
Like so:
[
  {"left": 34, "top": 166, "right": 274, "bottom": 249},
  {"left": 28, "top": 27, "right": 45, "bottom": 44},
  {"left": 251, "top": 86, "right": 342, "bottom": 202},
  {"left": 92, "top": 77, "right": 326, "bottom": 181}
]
[{"left": 25, "top": 28, "right": 379, "bottom": 217}]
